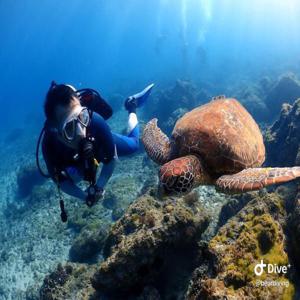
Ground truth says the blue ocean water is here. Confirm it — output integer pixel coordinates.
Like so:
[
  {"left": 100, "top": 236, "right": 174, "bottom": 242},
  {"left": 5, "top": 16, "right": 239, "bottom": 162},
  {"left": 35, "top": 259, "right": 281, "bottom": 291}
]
[
  {"left": 0, "top": 0, "right": 300, "bottom": 133},
  {"left": 0, "top": 0, "right": 300, "bottom": 299}
]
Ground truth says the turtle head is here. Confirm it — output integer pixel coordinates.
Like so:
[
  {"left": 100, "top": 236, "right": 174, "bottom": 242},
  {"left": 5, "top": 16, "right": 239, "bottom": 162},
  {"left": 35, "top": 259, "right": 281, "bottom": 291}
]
[{"left": 159, "top": 155, "right": 205, "bottom": 195}]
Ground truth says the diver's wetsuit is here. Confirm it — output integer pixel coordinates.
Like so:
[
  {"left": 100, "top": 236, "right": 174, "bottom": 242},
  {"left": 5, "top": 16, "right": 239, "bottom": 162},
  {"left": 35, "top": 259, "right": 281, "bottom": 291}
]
[{"left": 42, "top": 113, "right": 139, "bottom": 200}]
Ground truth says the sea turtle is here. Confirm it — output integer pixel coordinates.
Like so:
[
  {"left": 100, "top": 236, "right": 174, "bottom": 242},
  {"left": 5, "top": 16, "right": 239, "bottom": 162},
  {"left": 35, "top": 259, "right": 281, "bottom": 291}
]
[{"left": 142, "top": 97, "right": 300, "bottom": 194}]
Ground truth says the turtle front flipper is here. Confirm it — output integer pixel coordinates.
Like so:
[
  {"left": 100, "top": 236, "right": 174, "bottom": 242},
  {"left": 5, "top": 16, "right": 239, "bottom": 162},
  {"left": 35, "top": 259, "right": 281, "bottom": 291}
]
[
  {"left": 215, "top": 167, "right": 300, "bottom": 194},
  {"left": 142, "top": 118, "right": 173, "bottom": 164}
]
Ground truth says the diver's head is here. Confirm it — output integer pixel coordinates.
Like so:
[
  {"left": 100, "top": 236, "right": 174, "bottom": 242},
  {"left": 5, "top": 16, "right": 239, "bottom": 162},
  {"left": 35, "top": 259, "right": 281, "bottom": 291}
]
[{"left": 44, "top": 82, "right": 90, "bottom": 149}]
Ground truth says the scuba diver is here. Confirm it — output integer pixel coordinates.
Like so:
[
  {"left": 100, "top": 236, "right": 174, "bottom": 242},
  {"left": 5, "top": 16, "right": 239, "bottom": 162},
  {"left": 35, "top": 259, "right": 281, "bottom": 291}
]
[{"left": 36, "top": 81, "right": 154, "bottom": 222}]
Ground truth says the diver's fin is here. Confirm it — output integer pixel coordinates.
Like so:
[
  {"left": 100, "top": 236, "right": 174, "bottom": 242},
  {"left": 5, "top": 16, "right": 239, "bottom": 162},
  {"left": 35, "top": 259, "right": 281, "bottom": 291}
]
[
  {"left": 125, "top": 83, "right": 155, "bottom": 112},
  {"left": 133, "top": 83, "right": 154, "bottom": 107},
  {"left": 215, "top": 167, "right": 300, "bottom": 194}
]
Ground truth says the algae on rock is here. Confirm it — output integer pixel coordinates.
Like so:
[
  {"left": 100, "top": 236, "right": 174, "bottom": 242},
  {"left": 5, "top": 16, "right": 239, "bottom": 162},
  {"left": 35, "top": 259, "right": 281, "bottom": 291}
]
[
  {"left": 39, "top": 263, "right": 99, "bottom": 300},
  {"left": 186, "top": 192, "right": 295, "bottom": 300},
  {"left": 265, "top": 98, "right": 300, "bottom": 167},
  {"left": 69, "top": 223, "right": 108, "bottom": 263},
  {"left": 92, "top": 194, "right": 209, "bottom": 295}
]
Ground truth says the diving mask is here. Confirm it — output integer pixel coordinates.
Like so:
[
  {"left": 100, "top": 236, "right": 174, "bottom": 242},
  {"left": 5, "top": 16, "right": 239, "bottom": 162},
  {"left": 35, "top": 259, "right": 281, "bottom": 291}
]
[{"left": 60, "top": 106, "right": 90, "bottom": 141}]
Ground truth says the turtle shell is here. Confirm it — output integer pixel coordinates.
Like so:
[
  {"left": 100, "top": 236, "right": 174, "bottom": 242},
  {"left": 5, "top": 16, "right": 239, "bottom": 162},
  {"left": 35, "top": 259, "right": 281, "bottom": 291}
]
[{"left": 172, "top": 98, "right": 265, "bottom": 176}]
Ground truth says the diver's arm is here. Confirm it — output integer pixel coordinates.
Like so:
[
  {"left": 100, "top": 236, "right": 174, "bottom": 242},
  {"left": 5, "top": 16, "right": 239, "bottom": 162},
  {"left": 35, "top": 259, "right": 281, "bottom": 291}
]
[
  {"left": 91, "top": 113, "right": 116, "bottom": 190},
  {"left": 96, "top": 157, "right": 116, "bottom": 190},
  {"left": 91, "top": 114, "right": 115, "bottom": 163},
  {"left": 59, "top": 180, "right": 87, "bottom": 201}
]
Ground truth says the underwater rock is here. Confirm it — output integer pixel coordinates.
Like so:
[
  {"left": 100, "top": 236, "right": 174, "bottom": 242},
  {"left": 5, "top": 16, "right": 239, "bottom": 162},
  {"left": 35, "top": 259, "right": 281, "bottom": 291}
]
[
  {"left": 186, "top": 192, "right": 295, "bottom": 299},
  {"left": 66, "top": 196, "right": 112, "bottom": 234},
  {"left": 69, "top": 223, "right": 108, "bottom": 263},
  {"left": 135, "top": 286, "right": 161, "bottom": 299},
  {"left": 138, "top": 162, "right": 158, "bottom": 197},
  {"left": 39, "top": 263, "right": 98, "bottom": 300},
  {"left": 218, "top": 191, "right": 261, "bottom": 227},
  {"left": 102, "top": 195, "right": 117, "bottom": 210},
  {"left": 275, "top": 183, "right": 298, "bottom": 213},
  {"left": 67, "top": 205, "right": 100, "bottom": 232},
  {"left": 104, "top": 175, "right": 143, "bottom": 220},
  {"left": 240, "top": 89, "right": 270, "bottom": 122},
  {"left": 287, "top": 188, "right": 300, "bottom": 271},
  {"left": 233, "top": 78, "right": 274, "bottom": 122},
  {"left": 265, "top": 98, "right": 300, "bottom": 167},
  {"left": 264, "top": 73, "right": 300, "bottom": 120},
  {"left": 170, "top": 79, "right": 201, "bottom": 109},
  {"left": 145, "top": 80, "right": 210, "bottom": 132},
  {"left": 111, "top": 206, "right": 125, "bottom": 221},
  {"left": 164, "top": 107, "right": 189, "bottom": 131},
  {"left": 92, "top": 194, "right": 209, "bottom": 295},
  {"left": 259, "top": 76, "right": 274, "bottom": 94},
  {"left": 40, "top": 263, "right": 73, "bottom": 300},
  {"left": 17, "top": 163, "right": 45, "bottom": 198}
]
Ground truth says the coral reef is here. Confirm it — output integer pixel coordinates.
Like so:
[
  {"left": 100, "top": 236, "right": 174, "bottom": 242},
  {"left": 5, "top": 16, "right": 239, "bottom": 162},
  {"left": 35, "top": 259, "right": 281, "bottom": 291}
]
[
  {"left": 39, "top": 263, "right": 99, "bottom": 300},
  {"left": 238, "top": 87, "right": 270, "bottom": 122},
  {"left": 265, "top": 98, "right": 300, "bottom": 167},
  {"left": 37, "top": 189, "right": 299, "bottom": 300},
  {"left": 40, "top": 263, "right": 73, "bottom": 299},
  {"left": 145, "top": 80, "right": 210, "bottom": 132},
  {"left": 287, "top": 187, "right": 300, "bottom": 273},
  {"left": 67, "top": 204, "right": 105, "bottom": 232},
  {"left": 186, "top": 192, "right": 295, "bottom": 299},
  {"left": 218, "top": 191, "right": 261, "bottom": 227},
  {"left": 92, "top": 194, "right": 209, "bottom": 295},
  {"left": 264, "top": 73, "right": 300, "bottom": 120},
  {"left": 231, "top": 74, "right": 300, "bottom": 123},
  {"left": 103, "top": 175, "right": 139, "bottom": 217},
  {"left": 229, "top": 77, "right": 275, "bottom": 123},
  {"left": 4, "top": 77, "right": 300, "bottom": 300},
  {"left": 259, "top": 76, "right": 274, "bottom": 95}
]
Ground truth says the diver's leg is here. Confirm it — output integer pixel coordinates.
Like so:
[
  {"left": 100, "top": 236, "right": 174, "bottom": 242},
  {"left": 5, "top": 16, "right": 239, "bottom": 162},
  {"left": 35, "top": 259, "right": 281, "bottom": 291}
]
[
  {"left": 112, "top": 112, "right": 140, "bottom": 156},
  {"left": 128, "top": 112, "right": 139, "bottom": 140},
  {"left": 113, "top": 132, "right": 139, "bottom": 156},
  {"left": 117, "top": 83, "right": 154, "bottom": 156}
]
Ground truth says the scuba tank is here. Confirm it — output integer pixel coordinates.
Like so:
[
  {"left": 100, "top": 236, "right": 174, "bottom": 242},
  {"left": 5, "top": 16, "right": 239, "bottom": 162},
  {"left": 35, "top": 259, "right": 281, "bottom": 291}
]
[{"left": 77, "top": 88, "right": 112, "bottom": 120}]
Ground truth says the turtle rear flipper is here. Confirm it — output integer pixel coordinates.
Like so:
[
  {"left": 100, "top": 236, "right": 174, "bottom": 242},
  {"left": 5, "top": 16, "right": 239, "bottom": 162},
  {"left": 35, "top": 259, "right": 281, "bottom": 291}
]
[
  {"left": 142, "top": 118, "right": 173, "bottom": 165},
  {"left": 215, "top": 167, "right": 300, "bottom": 194}
]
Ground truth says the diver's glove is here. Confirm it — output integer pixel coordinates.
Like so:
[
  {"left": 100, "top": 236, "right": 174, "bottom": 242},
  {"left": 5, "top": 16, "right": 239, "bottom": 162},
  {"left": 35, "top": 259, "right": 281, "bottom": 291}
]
[{"left": 86, "top": 184, "right": 104, "bottom": 207}]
